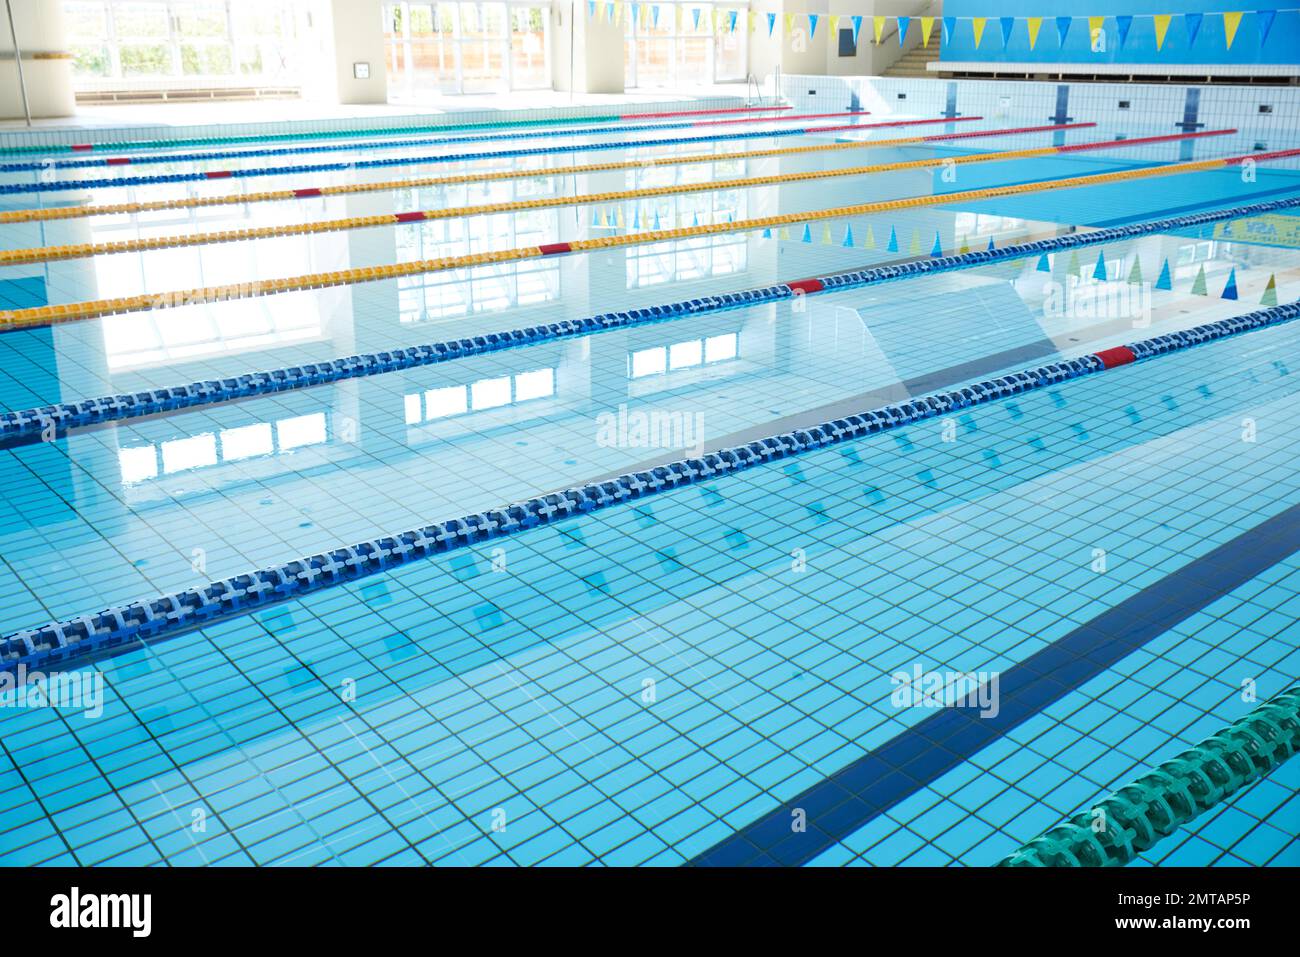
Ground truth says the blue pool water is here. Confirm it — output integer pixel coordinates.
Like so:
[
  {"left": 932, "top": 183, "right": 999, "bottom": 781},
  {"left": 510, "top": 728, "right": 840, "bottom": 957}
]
[{"left": 0, "top": 103, "right": 1298, "bottom": 866}]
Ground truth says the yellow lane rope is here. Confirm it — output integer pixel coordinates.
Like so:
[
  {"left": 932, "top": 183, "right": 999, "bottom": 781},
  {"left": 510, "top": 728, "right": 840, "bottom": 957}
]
[
  {"left": 0, "top": 155, "right": 1249, "bottom": 332},
  {"left": 0, "top": 129, "right": 1037, "bottom": 226},
  {"left": 0, "top": 144, "right": 1081, "bottom": 266}
]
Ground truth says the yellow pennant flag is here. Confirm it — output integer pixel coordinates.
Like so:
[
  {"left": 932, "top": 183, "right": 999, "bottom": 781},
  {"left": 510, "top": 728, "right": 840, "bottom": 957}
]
[
  {"left": 821, "top": 224, "right": 833, "bottom": 245},
  {"left": 1153, "top": 13, "right": 1172, "bottom": 50},
  {"left": 610, "top": 1, "right": 620, "bottom": 26},
  {"left": 785, "top": 12, "right": 796, "bottom": 35},
  {"left": 749, "top": 10, "right": 756, "bottom": 33},
  {"left": 1223, "top": 11, "right": 1243, "bottom": 48},
  {"left": 829, "top": 14, "right": 840, "bottom": 36},
  {"left": 873, "top": 16, "right": 886, "bottom": 44},
  {"left": 971, "top": 17, "right": 987, "bottom": 48},
  {"left": 1026, "top": 16, "right": 1043, "bottom": 49},
  {"left": 921, "top": 16, "right": 935, "bottom": 46},
  {"left": 1088, "top": 16, "right": 1105, "bottom": 46}
]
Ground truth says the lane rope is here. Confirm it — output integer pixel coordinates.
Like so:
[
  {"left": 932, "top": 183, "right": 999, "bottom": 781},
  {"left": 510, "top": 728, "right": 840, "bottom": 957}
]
[
  {"left": 0, "top": 116, "right": 984, "bottom": 196},
  {"left": 4, "top": 193, "right": 1297, "bottom": 446},
  {"left": 0, "top": 104, "right": 794, "bottom": 157},
  {"left": 0, "top": 122, "right": 1096, "bottom": 225},
  {"left": 4, "top": 145, "right": 1295, "bottom": 331},
  {"left": 1000, "top": 686, "right": 1300, "bottom": 867},
  {"left": 0, "top": 129, "right": 1232, "bottom": 267},
  {"left": 0, "top": 111, "right": 871, "bottom": 173},
  {"left": 4, "top": 295, "right": 1299, "bottom": 675}
]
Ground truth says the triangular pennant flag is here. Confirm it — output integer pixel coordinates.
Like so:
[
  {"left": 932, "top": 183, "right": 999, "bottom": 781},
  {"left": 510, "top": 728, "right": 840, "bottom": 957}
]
[
  {"left": 898, "top": 17, "right": 910, "bottom": 46},
  {"left": 987, "top": 236, "right": 995, "bottom": 252},
  {"left": 779, "top": 226, "right": 790, "bottom": 240},
  {"left": 1056, "top": 16, "right": 1072, "bottom": 47},
  {"left": 1191, "top": 264, "right": 1208, "bottom": 295},
  {"left": 931, "top": 231, "right": 943, "bottom": 257},
  {"left": 1088, "top": 17, "right": 1105, "bottom": 48},
  {"left": 1153, "top": 14, "right": 1172, "bottom": 50},
  {"left": 784, "top": 13, "right": 795, "bottom": 36},
  {"left": 851, "top": 15, "right": 863, "bottom": 43},
  {"left": 1116, "top": 15, "right": 1132, "bottom": 47},
  {"left": 605, "top": 2, "right": 615, "bottom": 23},
  {"left": 1093, "top": 250, "right": 1108, "bottom": 280},
  {"left": 653, "top": 4, "right": 661, "bottom": 27},
  {"left": 762, "top": 227, "right": 772, "bottom": 239},
  {"left": 959, "top": 238, "right": 970, "bottom": 255},
  {"left": 1037, "top": 252, "right": 1052, "bottom": 272},
  {"left": 1222, "top": 267, "right": 1239, "bottom": 300},
  {"left": 1128, "top": 257, "right": 1142, "bottom": 284},
  {"left": 1000, "top": 17, "right": 1015, "bottom": 47},
  {"left": 921, "top": 16, "right": 935, "bottom": 47},
  {"left": 1185, "top": 12, "right": 1203, "bottom": 47},
  {"left": 886, "top": 226, "right": 899, "bottom": 252},
  {"left": 690, "top": 7, "right": 700, "bottom": 30},
  {"left": 843, "top": 224, "right": 855, "bottom": 247},
  {"left": 864, "top": 224, "right": 875, "bottom": 248},
  {"left": 1223, "top": 11, "right": 1243, "bottom": 49},
  {"left": 971, "top": 17, "right": 987, "bottom": 48},
  {"left": 942, "top": 17, "right": 955, "bottom": 45},
  {"left": 829, "top": 15, "right": 840, "bottom": 37},
  {"left": 1258, "top": 9, "right": 1277, "bottom": 46},
  {"left": 701, "top": 7, "right": 712, "bottom": 31},
  {"left": 767, "top": 12, "right": 776, "bottom": 36},
  {"left": 633, "top": 207, "right": 640, "bottom": 229},
  {"left": 1026, "top": 17, "right": 1042, "bottom": 49},
  {"left": 1068, "top": 250, "right": 1081, "bottom": 277},
  {"left": 588, "top": 1, "right": 596, "bottom": 20},
  {"left": 808, "top": 13, "right": 818, "bottom": 38},
  {"left": 728, "top": 10, "right": 738, "bottom": 33},
  {"left": 653, "top": 209, "right": 660, "bottom": 229},
  {"left": 1155, "top": 259, "right": 1172, "bottom": 290},
  {"left": 821, "top": 223, "right": 833, "bottom": 244},
  {"left": 591, "top": 209, "right": 600, "bottom": 227},
  {"left": 748, "top": 10, "right": 755, "bottom": 33},
  {"left": 1261, "top": 274, "right": 1278, "bottom": 306},
  {"left": 909, "top": 229, "right": 922, "bottom": 255},
  {"left": 801, "top": 223, "right": 812, "bottom": 243},
  {"left": 873, "top": 16, "right": 886, "bottom": 44}
]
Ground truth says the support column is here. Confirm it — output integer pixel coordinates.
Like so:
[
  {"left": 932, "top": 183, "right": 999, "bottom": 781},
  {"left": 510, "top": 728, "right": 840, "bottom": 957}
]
[
  {"left": 1, "top": 0, "right": 75, "bottom": 119},
  {"left": 306, "top": 0, "right": 390, "bottom": 105}
]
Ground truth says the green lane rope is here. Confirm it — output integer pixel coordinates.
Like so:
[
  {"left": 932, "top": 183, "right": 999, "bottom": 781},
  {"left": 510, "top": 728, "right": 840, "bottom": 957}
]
[{"left": 999, "top": 685, "right": 1300, "bottom": 867}]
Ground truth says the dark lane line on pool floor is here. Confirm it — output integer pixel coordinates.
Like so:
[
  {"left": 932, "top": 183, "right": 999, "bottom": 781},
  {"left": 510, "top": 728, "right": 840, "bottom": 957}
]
[{"left": 689, "top": 498, "right": 1300, "bottom": 866}]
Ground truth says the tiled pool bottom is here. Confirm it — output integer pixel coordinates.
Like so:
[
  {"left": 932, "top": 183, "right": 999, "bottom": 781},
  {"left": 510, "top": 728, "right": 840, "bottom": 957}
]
[{"left": 1, "top": 313, "right": 1297, "bottom": 867}]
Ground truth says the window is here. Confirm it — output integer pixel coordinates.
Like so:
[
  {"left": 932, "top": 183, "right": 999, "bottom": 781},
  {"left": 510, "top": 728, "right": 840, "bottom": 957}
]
[
  {"left": 624, "top": 2, "right": 748, "bottom": 89},
  {"left": 405, "top": 368, "right": 558, "bottom": 426},
  {"left": 64, "top": 0, "right": 301, "bottom": 85},
  {"left": 385, "top": 2, "right": 551, "bottom": 95},
  {"left": 120, "top": 410, "right": 328, "bottom": 483}
]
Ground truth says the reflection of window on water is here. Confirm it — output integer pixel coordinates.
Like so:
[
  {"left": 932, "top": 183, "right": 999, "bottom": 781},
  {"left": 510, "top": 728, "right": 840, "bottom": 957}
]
[
  {"left": 629, "top": 333, "right": 738, "bottom": 379},
  {"left": 952, "top": 213, "right": 1028, "bottom": 238},
  {"left": 396, "top": 207, "right": 561, "bottom": 322},
  {"left": 404, "top": 367, "right": 556, "bottom": 424},
  {"left": 119, "top": 412, "right": 327, "bottom": 483},
  {"left": 626, "top": 190, "right": 747, "bottom": 288},
  {"left": 103, "top": 297, "right": 322, "bottom": 370}
]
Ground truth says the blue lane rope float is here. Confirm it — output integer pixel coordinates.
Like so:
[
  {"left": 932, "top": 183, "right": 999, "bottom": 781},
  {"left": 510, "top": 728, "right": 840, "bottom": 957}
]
[
  {"left": 3, "top": 296, "right": 1300, "bottom": 676},
  {"left": 4, "top": 195, "right": 1299, "bottom": 447},
  {"left": 0, "top": 111, "right": 867, "bottom": 172},
  {"left": 1000, "top": 685, "right": 1300, "bottom": 867},
  {"left": 0, "top": 117, "right": 977, "bottom": 196}
]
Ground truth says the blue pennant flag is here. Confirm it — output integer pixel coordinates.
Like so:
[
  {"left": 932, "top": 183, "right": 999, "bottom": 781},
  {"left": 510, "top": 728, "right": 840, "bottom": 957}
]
[
  {"left": 801, "top": 224, "right": 813, "bottom": 243},
  {"left": 1036, "top": 253, "right": 1051, "bottom": 272},
  {"left": 809, "top": 13, "right": 819, "bottom": 38},
  {"left": 898, "top": 17, "right": 910, "bottom": 46},
  {"left": 1155, "top": 259, "right": 1172, "bottom": 290},
  {"left": 1222, "top": 268, "right": 1239, "bottom": 300},
  {"left": 728, "top": 10, "right": 737, "bottom": 32},
  {"left": 1185, "top": 12, "right": 1203, "bottom": 46},
  {"left": 931, "top": 231, "right": 943, "bottom": 257},
  {"left": 942, "top": 16, "right": 956, "bottom": 45},
  {"left": 1093, "top": 251, "right": 1108, "bottom": 281},
  {"left": 767, "top": 11, "right": 776, "bottom": 36},
  {"left": 1258, "top": 9, "right": 1277, "bottom": 45},
  {"left": 1056, "top": 16, "right": 1072, "bottom": 47},
  {"left": 652, "top": 4, "right": 660, "bottom": 27},
  {"left": 588, "top": 0, "right": 596, "bottom": 19},
  {"left": 1000, "top": 16, "right": 1015, "bottom": 47},
  {"left": 692, "top": 7, "right": 701, "bottom": 30},
  {"left": 886, "top": 226, "right": 899, "bottom": 252},
  {"left": 1116, "top": 15, "right": 1133, "bottom": 47},
  {"left": 851, "top": 15, "right": 862, "bottom": 43}
]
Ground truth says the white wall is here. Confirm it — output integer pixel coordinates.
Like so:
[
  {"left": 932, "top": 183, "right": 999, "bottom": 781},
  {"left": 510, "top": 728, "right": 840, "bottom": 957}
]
[{"left": 306, "top": 0, "right": 390, "bottom": 104}]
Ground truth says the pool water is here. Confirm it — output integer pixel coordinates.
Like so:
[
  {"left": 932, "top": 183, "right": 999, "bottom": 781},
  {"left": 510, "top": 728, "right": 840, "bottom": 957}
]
[{"left": 0, "top": 102, "right": 1298, "bottom": 866}]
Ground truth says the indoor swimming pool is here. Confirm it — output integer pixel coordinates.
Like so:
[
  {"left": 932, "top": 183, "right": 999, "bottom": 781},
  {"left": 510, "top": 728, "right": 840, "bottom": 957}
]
[{"left": 0, "top": 84, "right": 1298, "bottom": 867}]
